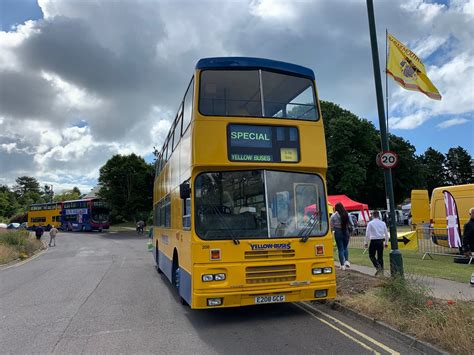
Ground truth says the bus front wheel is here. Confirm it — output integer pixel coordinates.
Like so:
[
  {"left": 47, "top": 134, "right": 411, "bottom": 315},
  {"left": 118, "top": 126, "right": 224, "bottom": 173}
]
[{"left": 172, "top": 254, "right": 187, "bottom": 305}]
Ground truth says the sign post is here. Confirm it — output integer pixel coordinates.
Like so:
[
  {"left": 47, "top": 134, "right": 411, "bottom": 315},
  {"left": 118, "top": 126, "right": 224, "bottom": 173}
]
[{"left": 366, "top": 0, "right": 404, "bottom": 277}]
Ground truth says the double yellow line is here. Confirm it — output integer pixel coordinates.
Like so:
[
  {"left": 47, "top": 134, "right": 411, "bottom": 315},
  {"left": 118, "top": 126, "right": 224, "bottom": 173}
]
[{"left": 295, "top": 302, "right": 400, "bottom": 355}]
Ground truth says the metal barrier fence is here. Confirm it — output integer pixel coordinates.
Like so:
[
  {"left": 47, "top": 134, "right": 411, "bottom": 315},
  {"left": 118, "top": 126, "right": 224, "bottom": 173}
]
[
  {"left": 347, "top": 226, "right": 472, "bottom": 263},
  {"left": 416, "top": 227, "right": 468, "bottom": 261}
]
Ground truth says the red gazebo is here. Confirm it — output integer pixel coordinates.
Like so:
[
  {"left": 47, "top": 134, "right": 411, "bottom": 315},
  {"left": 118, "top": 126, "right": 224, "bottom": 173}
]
[{"left": 328, "top": 195, "right": 370, "bottom": 224}]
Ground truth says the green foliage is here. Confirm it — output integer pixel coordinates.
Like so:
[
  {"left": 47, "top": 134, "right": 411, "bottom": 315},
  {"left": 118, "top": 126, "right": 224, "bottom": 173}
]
[
  {"left": 0, "top": 230, "right": 29, "bottom": 247},
  {"left": 0, "top": 189, "right": 19, "bottom": 218},
  {"left": 419, "top": 147, "right": 447, "bottom": 195},
  {"left": 379, "top": 276, "right": 429, "bottom": 312},
  {"left": 387, "top": 135, "right": 426, "bottom": 203},
  {"left": 445, "top": 146, "right": 473, "bottom": 185},
  {"left": 0, "top": 230, "right": 43, "bottom": 264},
  {"left": 98, "top": 154, "right": 154, "bottom": 222},
  {"left": 53, "top": 188, "right": 81, "bottom": 202},
  {"left": 14, "top": 176, "right": 41, "bottom": 197},
  {"left": 321, "top": 101, "right": 472, "bottom": 207}
]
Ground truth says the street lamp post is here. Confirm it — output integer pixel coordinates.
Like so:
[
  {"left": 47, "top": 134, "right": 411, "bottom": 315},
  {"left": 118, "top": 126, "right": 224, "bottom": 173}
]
[{"left": 366, "top": 0, "right": 404, "bottom": 277}]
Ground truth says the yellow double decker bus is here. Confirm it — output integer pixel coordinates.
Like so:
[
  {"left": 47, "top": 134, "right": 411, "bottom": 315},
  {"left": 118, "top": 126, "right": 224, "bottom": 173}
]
[
  {"left": 28, "top": 202, "right": 62, "bottom": 228},
  {"left": 153, "top": 57, "right": 335, "bottom": 308}
]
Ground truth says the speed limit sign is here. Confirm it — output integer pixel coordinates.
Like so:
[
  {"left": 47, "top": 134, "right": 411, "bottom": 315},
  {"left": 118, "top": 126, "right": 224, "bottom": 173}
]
[{"left": 377, "top": 151, "right": 399, "bottom": 169}]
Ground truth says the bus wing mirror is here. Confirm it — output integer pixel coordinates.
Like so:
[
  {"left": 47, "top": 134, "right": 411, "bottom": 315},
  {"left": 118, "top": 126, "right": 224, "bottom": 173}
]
[{"left": 180, "top": 182, "right": 191, "bottom": 199}]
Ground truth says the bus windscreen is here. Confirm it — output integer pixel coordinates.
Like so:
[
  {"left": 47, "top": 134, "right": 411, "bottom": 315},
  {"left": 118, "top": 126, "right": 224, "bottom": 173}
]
[
  {"left": 199, "top": 70, "right": 318, "bottom": 120},
  {"left": 195, "top": 170, "right": 328, "bottom": 240}
]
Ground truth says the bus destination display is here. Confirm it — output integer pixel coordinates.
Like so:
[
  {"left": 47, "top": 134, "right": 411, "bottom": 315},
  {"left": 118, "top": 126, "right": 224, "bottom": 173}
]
[{"left": 227, "top": 124, "right": 300, "bottom": 163}]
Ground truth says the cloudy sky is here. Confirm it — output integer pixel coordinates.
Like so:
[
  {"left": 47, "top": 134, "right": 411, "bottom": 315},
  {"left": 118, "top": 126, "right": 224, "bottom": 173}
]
[{"left": 0, "top": 0, "right": 473, "bottom": 193}]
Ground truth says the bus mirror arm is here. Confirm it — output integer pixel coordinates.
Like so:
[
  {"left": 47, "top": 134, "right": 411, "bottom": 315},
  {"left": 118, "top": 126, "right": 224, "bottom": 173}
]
[{"left": 180, "top": 182, "right": 191, "bottom": 200}]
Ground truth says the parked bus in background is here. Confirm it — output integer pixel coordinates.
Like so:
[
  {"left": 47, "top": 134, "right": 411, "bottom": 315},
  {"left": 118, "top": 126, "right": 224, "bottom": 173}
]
[
  {"left": 153, "top": 57, "right": 335, "bottom": 309},
  {"left": 28, "top": 202, "right": 62, "bottom": 230},
  {"left": 61, "top": 198, "right": 110, "bottom": 232}
]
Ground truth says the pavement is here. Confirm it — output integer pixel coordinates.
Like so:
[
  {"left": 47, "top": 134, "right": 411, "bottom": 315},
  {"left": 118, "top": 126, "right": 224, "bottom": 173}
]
[
  {"left": 335, "top": 262, "right": 474, "bottom": 301},
  {"left": 0, "top": 231, "right": 425, "bottom": 354}
]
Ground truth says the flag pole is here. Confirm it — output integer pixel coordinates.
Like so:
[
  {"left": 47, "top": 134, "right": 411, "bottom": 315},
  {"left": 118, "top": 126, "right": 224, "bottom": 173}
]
[{"left": 385, "top": 29, "right": 389, "bottom": 148}]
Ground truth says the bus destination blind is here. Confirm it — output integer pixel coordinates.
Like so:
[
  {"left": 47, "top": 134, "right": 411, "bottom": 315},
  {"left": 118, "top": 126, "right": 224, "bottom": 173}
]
[{"left": 227, "top": 124, "right": 300, "bottom": 163}]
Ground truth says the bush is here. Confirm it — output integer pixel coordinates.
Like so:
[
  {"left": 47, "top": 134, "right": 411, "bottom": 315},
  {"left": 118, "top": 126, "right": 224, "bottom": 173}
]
[
  {"left": 0, "top": 230, "right": 43, "bottom": 264},
  {"left": 0, "top": 230, "right": 29, "bottom": 247},
  {"left": 379, "top": 275, "right": 430, "bottom": 312}
]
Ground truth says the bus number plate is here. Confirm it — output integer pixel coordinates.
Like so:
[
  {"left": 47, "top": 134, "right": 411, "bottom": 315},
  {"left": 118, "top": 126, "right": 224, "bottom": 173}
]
[{"left": 255, "top": 295, "right": 285, "bottom": 304}]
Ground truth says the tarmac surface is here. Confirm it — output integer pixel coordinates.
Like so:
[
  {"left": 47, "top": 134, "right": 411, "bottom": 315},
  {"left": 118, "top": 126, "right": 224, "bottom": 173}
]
[{"left": 1, "top": 231, "right": 424, "bottom": 354}]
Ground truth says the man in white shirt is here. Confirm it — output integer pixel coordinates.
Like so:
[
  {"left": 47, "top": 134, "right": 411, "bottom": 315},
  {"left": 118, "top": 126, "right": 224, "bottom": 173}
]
[
  {"left": 364, "top": 211, "right": 389, "bottom": 275},
  {"left": 49, "top": 226, "right": 58, "bottom": 247}
]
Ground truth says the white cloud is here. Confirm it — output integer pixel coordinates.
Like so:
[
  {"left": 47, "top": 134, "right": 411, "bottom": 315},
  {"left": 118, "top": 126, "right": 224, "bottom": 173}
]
[
  {"left": 436, "top": 117, "right": 470, "bottom": 129},
  {"left": 389, "top": 110, "right": 430, "bottom": 129},
  {"left": 1, "top": 0, "right": 473, "bottom": 188}
]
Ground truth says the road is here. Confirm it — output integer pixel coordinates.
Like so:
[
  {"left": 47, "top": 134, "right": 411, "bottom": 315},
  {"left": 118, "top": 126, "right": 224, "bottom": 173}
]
[{"left": 0, "top": 231, "right": 421, "bottom": 354}]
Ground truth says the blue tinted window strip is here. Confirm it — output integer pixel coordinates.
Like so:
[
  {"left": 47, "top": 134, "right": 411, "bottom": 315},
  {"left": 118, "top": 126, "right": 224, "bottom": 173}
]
[{"left": 196, "top": 57, "right": 315, "bottom": 80}]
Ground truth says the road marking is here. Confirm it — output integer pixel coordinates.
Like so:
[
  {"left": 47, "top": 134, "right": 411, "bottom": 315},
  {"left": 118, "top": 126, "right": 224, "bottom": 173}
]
[
  {"left": 294, "top": 303, "right": 380, "bottom": 354},
  {"left": 297, "top": 302, "right": 400, "bottom": 355}
]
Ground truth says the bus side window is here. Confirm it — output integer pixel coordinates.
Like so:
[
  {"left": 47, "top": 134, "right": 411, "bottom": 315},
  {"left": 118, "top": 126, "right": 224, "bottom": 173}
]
[
  {"left": 173, "top": 111, "right": 183, "bottom": 151},
  {"left": 182, "top": 77, "right": 194, "bottom": 135}
]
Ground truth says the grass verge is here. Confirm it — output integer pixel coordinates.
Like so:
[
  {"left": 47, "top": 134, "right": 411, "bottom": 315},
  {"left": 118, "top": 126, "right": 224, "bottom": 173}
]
[
  {"left": 345, "top": 248, "right": 472, "bottom": 283},
  {"left": 333, "top": 270, "right": 473, "bottom": 354},
  {"left": 109, "top": 222, "right": 137, "bottom": 232},
  {"left": 0, "top": 229, "right": 43, "bottom": 265}
]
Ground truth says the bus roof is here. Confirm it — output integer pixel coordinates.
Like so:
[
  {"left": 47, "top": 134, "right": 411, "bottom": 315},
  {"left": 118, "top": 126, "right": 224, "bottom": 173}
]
[
  {"left": 63, "top": 198, "right": 95, "bottom": 203},
  {"left": 196, "top": 57, "right": 315, "bottom": 80},
  {"left": 30, "top": 202, "right": 58, "bottom": 206}
]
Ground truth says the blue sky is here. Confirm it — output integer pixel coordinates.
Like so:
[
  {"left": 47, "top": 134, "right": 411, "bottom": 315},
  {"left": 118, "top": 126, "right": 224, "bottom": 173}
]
[
  {"left": 0, "top": 0, "right": 42, "bottom": 31},
  {"left": 0, "top": 0, "right": 472, "bottom": 192}
]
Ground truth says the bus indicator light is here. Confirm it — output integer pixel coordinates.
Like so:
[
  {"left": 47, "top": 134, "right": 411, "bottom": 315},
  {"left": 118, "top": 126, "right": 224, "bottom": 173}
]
[
  {"left": 210, "top": 249, "right": 221, "bottom": 260},
  {"left": 315, "top": 245, "right": 324, "bottom": 255}
]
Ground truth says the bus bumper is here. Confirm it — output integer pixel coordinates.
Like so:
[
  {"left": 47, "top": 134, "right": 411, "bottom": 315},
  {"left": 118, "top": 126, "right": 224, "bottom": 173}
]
[{"left": 191, "top": 283, "right": 336, "bottom": 309}]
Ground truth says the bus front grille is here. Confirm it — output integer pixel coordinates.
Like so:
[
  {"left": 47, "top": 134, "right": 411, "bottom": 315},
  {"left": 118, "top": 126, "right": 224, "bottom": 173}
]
[
  {"left": 246, "top": 264, "right": 296, "bottom": 284},
  {"left": 244, "top": 250, "right": 295, "bottom": 259}
]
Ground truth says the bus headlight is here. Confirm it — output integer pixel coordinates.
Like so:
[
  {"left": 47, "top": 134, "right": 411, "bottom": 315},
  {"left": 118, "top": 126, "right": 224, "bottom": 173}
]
[
  {"left": 315, "top": 289, "right": 328, "bottom": 298},
  {"left": 323, "top": 267, "right": 333, "bottom": 274},
  {"left": 214, "top": 273, "right": 226, "bottom": 281},
  {"left": 207, "top": 298, "right": 223, "bottom": 306},
  {"left": 312, "top": 268, "right": 323, "bottom": 275},
  {"left": 202, "top": 274, "right": 214, "bottom": 282}
]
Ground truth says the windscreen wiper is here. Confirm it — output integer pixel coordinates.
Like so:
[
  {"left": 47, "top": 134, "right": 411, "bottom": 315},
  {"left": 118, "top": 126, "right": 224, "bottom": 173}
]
[
  {"left": 299, "top": 213, "right": 319, "bottom": 243},
  {"left": 204, "top": 200, "right": 240, "bottom": 245}
]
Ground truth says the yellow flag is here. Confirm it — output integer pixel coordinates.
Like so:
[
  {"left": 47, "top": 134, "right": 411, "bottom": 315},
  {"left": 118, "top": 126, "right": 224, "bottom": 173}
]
[{"left": 387, "top": 33, "right": 441, "bottom": 100}]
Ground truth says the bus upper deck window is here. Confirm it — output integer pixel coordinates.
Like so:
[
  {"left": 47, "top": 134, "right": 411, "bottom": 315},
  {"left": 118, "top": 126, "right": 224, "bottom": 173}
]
[{"left": 200, "top": 70, "right": 262, "bottom": 117}]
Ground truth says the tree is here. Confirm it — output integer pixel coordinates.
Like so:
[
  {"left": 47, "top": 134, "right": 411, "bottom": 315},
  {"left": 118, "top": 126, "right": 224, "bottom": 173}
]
[
  {"left": 98, "top": 154, "right": 154, "bottom": 222},
  {"left": 53, "top": 187, "right": 82, "bottom": 202},
  {"left": 420, "top": 147, "right": 447, "bottom": 195},
  {"left": 13, "top": 176, "right": 41, "bottom": 197},
  {"left": 321, "top": 101, "right": 385, "bottom": 207},
  {"left": 385, "top": 135, "right": 425, "bottom": 204},
  {"left": 445, "top": 146, "right": 473, "bottom": 185}
]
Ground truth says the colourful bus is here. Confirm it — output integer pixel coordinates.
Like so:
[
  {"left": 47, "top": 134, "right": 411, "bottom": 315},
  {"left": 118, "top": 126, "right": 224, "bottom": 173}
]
[
  {"left": 153, "top": 57, "right": 335, "bottom": 309},
  {"left": 28, "top": 202, "right": 62, "bottom": 229},
  {"left": 61, "top": 198, "right": 110, "bottom": 232}
]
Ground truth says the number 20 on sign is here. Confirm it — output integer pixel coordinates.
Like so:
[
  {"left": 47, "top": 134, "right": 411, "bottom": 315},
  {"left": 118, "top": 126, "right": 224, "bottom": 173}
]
[{"left": 376, "top": 151, "right": 399, "bottom": 169}]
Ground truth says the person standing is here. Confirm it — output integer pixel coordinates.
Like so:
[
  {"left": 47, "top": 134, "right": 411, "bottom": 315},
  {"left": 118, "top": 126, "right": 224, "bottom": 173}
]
[
  {"left": 462, "top": 208, "right": 474, "bottom": 255},
  {"left": 330, "top": 202, "right": 353, "bottom": 270},
  {"left": 365, "top": 211, "right": 389, "bottom": 275},
  {"left": 49, "top": 226, "right": 58, "bottom": 247},
  {"left": 35, "top": 226, "right": 44, "bottom": 240}
]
